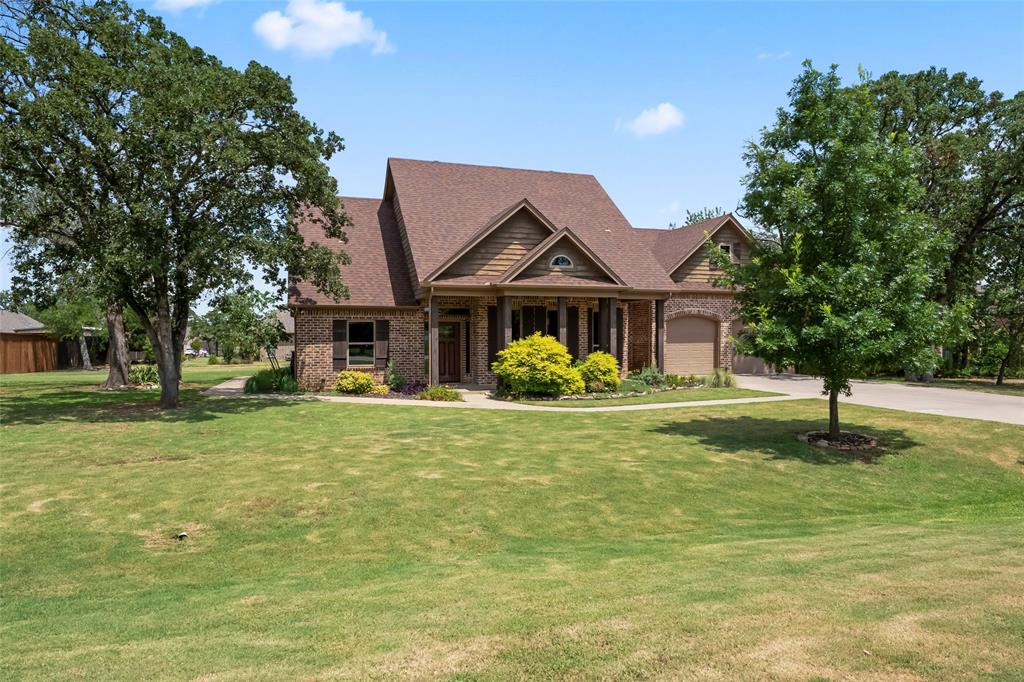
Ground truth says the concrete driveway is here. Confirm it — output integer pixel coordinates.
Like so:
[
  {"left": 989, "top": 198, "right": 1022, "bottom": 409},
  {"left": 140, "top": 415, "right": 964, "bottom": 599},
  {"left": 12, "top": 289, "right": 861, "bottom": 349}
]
[{"left": 737, "top": 374, "right": 1024, "bottom": 426}]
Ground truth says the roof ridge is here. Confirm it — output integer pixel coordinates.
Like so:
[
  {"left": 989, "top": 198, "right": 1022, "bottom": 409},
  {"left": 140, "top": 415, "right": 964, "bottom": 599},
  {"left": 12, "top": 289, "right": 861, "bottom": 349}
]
[{"left": 388, "top": 157, "right": 597, "bottom": 179}]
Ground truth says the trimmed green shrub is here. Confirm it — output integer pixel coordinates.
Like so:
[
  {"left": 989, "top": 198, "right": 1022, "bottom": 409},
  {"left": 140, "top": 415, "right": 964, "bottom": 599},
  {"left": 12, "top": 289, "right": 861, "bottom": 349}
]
[
  {"left": 369, "top": 384, "right": 390, "bottom": 396},
  {"left": 128, "top": 364, "right": 160, "bottom": 385},
  {"left": 244, "top": 368, "right": 298, "bottom": 394},
  {"left": 577, "top": 351, "right": 620, "bottom": 391},
  {"left": 333, "top": 370, "right": 377, "bottom": 394},
  {"left": 383, "top": 360, "right": 407, "bottom": 390},
  {"left": 207, "top": 356, "right": 222, "bottom": 365},
  {"left": 704, "top": 368, "right": 736, "bottom": 388},
  {"left": 629, "top": 365, "right": 664, "bottom": 389},
  {"left": 492, "top": 333, "right": 585, "bottom": 397},
  {"left": 418, "top": 385, "right": 462, "bottom": 401}
]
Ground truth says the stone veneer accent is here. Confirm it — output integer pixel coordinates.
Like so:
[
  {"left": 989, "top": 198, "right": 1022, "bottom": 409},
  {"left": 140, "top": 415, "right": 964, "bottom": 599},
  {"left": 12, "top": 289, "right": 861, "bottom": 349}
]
[
  {"left": 294, "top": 307, "right": 424, "bottom": 390},
  {"left": 663, "top": 292, "right": 740, "bottom": 371}
]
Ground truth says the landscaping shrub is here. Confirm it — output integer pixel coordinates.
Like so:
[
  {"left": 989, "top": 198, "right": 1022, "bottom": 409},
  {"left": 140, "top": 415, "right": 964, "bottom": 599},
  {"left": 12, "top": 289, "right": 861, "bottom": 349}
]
[
  {"left": 664, "top": 373, "right": 703, "bottom": 388},
  {"left": 629, "top": 365, "right": 664, "bottom": 389},
  {"left": 384, "top": 360, "right": 407, "bottom": 390},
  {"left": 207, "top": 356, "right": 222, "bottom": 365},
  {"left": 128, "top": 364, "right": 160, "bottom": 385},
  {"left": 333, "top": 371, "right": 377, "bottom": 395},
  {"left": 418, "top": 385, "right": 462, "bottom": 401},
  {"left": 244, "top": 368, "right": 298, "bottom": 394},
  {"left": 704, "top": 368, "right": 736, "bottom": 388},
  {"left": 618, "top": 378, "right": 650, "bottom": 394},
  {"left": 369, "top": 384, "right": 390, "bottom": 396},
  {"left": 577, "top": 351, "right": 620, "bottom": 391},
  {"left": 492, "top": 333, "right": 584, "bottom": 397}
]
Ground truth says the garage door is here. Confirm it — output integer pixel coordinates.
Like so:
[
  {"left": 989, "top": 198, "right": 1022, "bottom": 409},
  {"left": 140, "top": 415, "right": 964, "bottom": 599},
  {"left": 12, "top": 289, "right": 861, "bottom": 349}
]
[{"left": 665, "top": 316, "right": 717, "bottom": 375}]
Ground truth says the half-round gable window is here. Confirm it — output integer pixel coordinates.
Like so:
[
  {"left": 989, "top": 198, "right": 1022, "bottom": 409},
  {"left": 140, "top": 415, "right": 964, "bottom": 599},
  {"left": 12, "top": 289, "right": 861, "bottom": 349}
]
[{"left": 549, "top": 254, "right": 573, "bottom": 269}]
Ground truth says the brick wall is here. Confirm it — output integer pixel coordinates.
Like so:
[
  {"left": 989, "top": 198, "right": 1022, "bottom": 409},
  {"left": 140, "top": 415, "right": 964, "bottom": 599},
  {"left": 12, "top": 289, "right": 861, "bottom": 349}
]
[{"left": 294, "top": 307, "right": 424, "bottom": 390}]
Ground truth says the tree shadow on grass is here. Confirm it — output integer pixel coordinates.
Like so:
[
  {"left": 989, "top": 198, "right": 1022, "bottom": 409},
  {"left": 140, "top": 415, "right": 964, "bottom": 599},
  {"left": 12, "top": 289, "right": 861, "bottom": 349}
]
[
  {"left": 650, "top": 415, "right": 921, "bottom": 465},
  {"left": 0, "top": 385, "right": 305, "bottom": 426}
]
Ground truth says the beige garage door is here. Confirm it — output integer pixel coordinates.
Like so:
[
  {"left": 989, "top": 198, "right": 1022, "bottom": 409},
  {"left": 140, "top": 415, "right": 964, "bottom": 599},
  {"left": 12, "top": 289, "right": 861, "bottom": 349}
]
[{"left": 665, "top": 316, "right": 717, "bottom": 375}]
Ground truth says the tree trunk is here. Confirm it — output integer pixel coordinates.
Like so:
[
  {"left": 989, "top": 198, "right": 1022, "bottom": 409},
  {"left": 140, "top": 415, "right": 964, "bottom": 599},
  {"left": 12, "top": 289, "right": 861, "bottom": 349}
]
[
  {"left": 103, "top": 303, "right": 130, "bottom": 389},
  {"left": 78, "top": 334, "right": 93, "bottom": 370},
  {"left": 996, "top": 349, "right": 1010, "bottom": 386},
  {"left": 828, "top": 387, "right": 840, "bottom": 440},
  {"left": 136, "top": 290, "right": 185, "bottom": 409}
]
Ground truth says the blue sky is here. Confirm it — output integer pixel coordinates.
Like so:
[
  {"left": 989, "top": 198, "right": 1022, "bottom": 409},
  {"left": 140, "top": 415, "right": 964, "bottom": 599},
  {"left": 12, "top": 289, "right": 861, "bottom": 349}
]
[{"left": 2, "top": 1, "right": 1023, "bottom": 295}]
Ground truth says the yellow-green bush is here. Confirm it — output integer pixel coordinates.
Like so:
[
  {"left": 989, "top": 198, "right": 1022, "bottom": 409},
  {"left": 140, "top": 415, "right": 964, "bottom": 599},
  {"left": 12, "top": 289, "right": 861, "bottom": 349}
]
[
  {"left": 577, "top": 351, "right": 620, "bottom": 391},
  {"left": 369, "top": 384, "right": 390, "bottom": 395},
  {"left": 333, "top": 370, "right": 377, "bottom": 394},
  {"left": 491, "top": 333, "right": 584, "bottom": 397}
]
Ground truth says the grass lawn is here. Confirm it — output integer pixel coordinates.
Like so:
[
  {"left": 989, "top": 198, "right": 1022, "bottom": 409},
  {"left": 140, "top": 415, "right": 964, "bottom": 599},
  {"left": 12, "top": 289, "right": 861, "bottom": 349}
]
[
  {"left": 518, "top": 386, "right": 779, "bottom": 407},
  {"left": 869, "top": 375, "right": 1024, "bottom": 397},
  {"left": 2, "top": 367, "right": 1023, "bottom": 680}
]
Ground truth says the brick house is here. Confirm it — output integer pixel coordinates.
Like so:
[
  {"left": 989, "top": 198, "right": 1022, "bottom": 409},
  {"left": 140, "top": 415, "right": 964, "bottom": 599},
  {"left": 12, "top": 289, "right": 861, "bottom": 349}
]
[{"left": 288, "top": 158, "right": 761, "bottom": 389}]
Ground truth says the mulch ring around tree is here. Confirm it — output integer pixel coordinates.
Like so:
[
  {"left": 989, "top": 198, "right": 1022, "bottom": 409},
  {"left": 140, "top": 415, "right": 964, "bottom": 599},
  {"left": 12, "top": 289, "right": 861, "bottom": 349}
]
[{"left": 797, "top": 431, "right": 879, "bottom": 458}]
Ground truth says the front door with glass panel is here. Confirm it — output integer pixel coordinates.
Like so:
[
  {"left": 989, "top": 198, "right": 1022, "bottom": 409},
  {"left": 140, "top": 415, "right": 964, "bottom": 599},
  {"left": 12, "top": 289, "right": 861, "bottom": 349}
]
[{"left": 438, "top": 322, "right": 461, "bottom": 383}]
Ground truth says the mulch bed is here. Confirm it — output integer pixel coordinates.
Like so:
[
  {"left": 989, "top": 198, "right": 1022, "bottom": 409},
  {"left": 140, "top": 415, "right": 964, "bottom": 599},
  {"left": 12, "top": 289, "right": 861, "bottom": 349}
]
[{"left": 797, "top": 430, "right": 878, "bottom": 453}]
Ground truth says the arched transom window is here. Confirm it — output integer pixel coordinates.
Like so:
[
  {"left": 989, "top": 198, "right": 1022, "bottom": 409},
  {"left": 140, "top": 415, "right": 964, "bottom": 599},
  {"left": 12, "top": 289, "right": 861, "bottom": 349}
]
[{"left": 549, "top": 254, "right": 573, "bottom": 269}]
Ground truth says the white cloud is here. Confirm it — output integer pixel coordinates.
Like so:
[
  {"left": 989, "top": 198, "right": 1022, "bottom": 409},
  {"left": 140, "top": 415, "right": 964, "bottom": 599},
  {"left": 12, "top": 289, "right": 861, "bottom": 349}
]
[
  {"left": 154, "top": 0, "right": 215, "bottom": 11},
  {"left": 253, "top": 0, "right": 394, "bottom": 57},
  {"left": 757, "top": 50, "right": 791, "bottom": 61},
  {"left": 624, "top": 102, "right": 685, "bottom": 138}
]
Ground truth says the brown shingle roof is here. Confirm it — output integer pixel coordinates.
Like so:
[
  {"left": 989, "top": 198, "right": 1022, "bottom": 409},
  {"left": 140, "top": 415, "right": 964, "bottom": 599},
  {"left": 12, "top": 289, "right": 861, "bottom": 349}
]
[
  {"left": 289, "top": 198, "right": 417, "bottom": 307},
  {"left": 386, "top": 158, "right": 676, "bottom": 291},
  {"left": 632, "top": 214, "right": 733, "bottom": 274}
]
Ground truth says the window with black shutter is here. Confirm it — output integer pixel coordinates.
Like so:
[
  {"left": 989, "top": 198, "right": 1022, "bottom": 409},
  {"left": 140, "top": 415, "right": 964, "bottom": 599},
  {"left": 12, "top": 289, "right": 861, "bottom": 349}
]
[
  {"left": 374, "top": 319, "right": 389, "bottom": 369},
  {"left": 487, "top": 306, "right": 497, "bottom": 363},
  {"left": 332, "top": 320, "right": 348, "bottom": 371},
  {"left": 567, "top": 306, "right": 579, "bottom": 358}
]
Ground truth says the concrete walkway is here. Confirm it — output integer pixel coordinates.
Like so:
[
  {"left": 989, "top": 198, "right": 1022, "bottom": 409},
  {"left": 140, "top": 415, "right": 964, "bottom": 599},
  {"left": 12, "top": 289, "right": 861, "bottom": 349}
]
[
  {"left": 201, "top": 377, "right": 797, "bottom": 412},
  {"left": 737, "top": 374, "right": 1024, "bottom": 426}
]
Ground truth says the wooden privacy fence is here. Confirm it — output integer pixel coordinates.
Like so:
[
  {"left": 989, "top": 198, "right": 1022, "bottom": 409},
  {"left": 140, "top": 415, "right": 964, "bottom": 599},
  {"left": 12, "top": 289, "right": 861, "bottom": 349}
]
[{"left": 1, "top": 333, "right": 58, "bottom": 374}]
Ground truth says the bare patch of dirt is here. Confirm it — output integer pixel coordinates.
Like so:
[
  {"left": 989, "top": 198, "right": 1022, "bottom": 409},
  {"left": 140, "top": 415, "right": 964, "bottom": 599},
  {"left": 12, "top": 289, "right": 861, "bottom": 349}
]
[
  {"left": 241, "top": 497, "right": 275, "bottom": 515},
  {"left": 26, "top": 498, "right": 56, "bottom": 513},
  {"left": 136, "top": 522, "right": 209, "bottom": 551},
  {"left": 319, "top": 635, "right": 503, "bottom": 680}
]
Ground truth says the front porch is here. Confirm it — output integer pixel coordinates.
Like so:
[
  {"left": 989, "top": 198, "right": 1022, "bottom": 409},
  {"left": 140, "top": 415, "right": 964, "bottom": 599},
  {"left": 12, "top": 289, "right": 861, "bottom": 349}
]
[{"left": 426, "top": 294, "right": 667, "bottom": 385}]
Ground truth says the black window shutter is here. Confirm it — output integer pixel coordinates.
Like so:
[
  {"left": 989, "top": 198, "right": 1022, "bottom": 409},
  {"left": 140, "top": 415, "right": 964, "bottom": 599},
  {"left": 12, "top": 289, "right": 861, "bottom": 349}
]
[
  {"left": 616, "top": 307, "right": 624, "bottom": 365},
  {"left": 374, "top": 319, "right": 389, "bottom": 369},
  {"left": 487, "top": 306, "right": 497, "bottom": 364},
  {"left": 332, "top": 320, "right": 347, "bottom": 371},
  {"left": 567, "top": 306, "right": 579, "bottom": 358},
  {"left": 464, "top": 320, "right": 471, "bottom": 373}
]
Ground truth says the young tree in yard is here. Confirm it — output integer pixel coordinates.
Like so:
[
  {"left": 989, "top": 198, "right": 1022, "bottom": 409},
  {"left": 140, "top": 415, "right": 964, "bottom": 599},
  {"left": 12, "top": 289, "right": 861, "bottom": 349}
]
[
  {"left": 1, "top": 0, "right": 349, "bottom": 407},
  {"left": 719, "top": 63, "right": 941, "bottom": 440}
]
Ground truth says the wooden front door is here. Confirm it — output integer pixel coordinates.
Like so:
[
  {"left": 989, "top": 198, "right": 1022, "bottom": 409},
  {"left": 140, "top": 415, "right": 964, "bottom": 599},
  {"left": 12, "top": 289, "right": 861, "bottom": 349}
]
[{"left": 438, "top": 322, "right": 461, "bottom": 383}]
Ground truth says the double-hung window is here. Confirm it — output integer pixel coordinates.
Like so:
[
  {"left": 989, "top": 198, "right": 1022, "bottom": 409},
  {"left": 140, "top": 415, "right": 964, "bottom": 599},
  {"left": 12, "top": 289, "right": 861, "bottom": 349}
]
[{"left": 348, "top": 321, "right": 375, "bottom": 366}]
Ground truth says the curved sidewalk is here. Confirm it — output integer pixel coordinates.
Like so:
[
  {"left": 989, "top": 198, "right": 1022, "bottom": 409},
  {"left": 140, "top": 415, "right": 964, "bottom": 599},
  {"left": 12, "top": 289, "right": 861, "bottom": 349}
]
[{"left": 201, "top": 377, "right": 797, "bottom": 412}]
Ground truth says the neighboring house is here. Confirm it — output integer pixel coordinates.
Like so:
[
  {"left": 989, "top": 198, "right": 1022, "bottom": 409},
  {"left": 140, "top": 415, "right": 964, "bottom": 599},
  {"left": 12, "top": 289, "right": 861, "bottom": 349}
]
[
  {"left": 0, "top": 310, "right": 58, "bottom": 374},
  {"left": 288, "top": 158, "right": 761, "bottom": 389}
]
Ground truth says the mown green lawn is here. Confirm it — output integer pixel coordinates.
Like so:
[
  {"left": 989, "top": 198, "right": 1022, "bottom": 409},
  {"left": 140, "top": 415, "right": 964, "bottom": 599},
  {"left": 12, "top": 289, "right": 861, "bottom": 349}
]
[
  {"left": 2, "top": 366, "right": 1023, "bottom": 680},
  {"left": 518, "top": 386, "right": 777, "bottom": 407}
]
